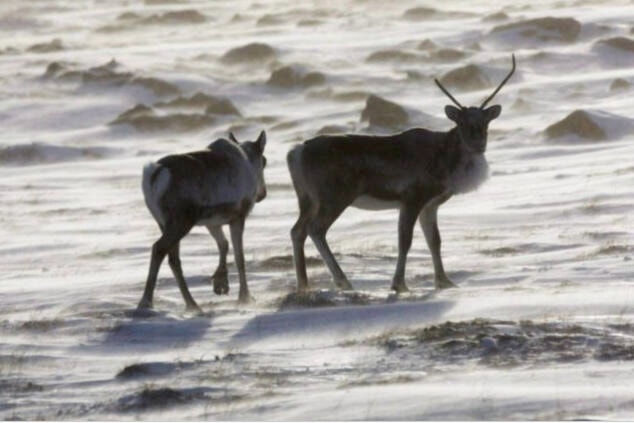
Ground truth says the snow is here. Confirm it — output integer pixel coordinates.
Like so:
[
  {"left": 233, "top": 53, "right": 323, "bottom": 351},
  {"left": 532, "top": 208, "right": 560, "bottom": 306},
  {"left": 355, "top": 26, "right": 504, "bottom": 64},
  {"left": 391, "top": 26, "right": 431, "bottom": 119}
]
[{"left": 1, "top": 0, "right": 633, "bottom": 420}]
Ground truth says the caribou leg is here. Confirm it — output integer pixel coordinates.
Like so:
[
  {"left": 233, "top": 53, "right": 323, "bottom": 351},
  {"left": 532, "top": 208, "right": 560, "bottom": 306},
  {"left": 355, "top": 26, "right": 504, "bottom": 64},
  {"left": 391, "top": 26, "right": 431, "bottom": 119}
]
[
  {"left": 420, "top": 194, "right": 457, "bottom": 289},
  {"left": 168, "top": 243, "right": 201, "bottom": 312},
  {"left": 308, "top": 204, "right": 353, "bottom": 290},
  {"left": 138, "top": 218, "right": 195, "bottom": 309},
  {"left": 207, "top": 225, "right": 229, "bottom": 295},
  {"left": 290, "top": 196, "right": 315, "bottom": 292},
  {"left": 391, "top": 203, "right": 420, "bottom": 293},
  {"left": 229, "top": 217, "right": 252, "bottom": 304}
]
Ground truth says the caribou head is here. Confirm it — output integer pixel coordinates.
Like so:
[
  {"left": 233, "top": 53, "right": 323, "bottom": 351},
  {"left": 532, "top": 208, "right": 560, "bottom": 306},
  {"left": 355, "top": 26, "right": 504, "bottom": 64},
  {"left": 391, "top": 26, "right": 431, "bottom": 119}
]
[{"left": 435, "top": 54, "right": 516, "bottom": 154}]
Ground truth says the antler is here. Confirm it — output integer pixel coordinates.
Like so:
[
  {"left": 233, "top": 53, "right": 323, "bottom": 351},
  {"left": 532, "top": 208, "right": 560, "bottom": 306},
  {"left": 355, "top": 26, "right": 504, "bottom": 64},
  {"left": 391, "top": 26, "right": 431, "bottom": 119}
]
[
  {"left": 434, "top": 78, "right": 464, "bottom": 109},
  {"left": 480, "top": 54, "right": 516, "bottom": 109}
]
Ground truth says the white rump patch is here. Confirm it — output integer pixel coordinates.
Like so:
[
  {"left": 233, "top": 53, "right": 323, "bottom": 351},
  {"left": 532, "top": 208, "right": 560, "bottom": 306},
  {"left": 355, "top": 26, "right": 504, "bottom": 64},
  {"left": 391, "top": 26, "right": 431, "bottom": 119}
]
[
  {"left": 142, "top": 162, "right": 170, "bottom": 226},
  {"left": 448, "top": 154, "right": 489, "bottom": 194}
]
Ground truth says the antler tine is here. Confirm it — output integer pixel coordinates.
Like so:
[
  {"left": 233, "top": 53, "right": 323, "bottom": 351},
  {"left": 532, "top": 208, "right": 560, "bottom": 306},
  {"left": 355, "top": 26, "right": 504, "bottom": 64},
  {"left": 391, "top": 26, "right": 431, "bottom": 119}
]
[
  {"left": 480, "top": 53, "right": 516, "bottom": 109},
  {"left": 434, "top": 78, "right": 464, "bottom": 109}
]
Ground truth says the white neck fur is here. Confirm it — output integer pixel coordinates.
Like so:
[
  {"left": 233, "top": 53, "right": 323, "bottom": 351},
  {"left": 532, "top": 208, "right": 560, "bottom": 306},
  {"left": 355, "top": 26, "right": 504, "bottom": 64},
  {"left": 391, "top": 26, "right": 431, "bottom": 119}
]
[{"left": 448, "top": 153, "right": 489, "bottom": 195}]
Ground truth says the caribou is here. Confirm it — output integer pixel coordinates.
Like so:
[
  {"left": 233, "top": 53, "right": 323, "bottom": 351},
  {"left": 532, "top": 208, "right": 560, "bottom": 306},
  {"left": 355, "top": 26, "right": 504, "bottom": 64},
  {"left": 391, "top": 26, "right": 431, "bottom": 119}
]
[
  {"left": 138, "top": 131, "right": 267, "bottom": 311},
  {"left": 287, "top": 55, "right": 516, "bottom": 293}
]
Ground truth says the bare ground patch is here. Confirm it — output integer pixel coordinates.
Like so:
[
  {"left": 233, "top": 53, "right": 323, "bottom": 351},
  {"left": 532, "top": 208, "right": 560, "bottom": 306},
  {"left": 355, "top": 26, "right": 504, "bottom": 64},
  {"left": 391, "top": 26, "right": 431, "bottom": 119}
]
[{"left": 370, "top": 319, "right": 634, "bottom": 369}]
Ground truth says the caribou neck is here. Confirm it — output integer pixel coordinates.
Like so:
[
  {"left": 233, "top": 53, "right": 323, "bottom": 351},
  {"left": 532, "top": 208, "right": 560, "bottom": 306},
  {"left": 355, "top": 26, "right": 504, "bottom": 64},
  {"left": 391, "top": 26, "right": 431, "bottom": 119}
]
[{"left": 442, "top": 127, "right": 489, "bottom": 195}]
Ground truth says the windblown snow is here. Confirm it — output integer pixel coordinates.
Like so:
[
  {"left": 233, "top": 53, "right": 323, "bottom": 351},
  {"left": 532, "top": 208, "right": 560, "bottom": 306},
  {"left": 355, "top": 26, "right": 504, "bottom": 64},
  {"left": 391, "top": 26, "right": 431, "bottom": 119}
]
[{"left": 1, "top": 0, "right": 633, "bottom": 420}]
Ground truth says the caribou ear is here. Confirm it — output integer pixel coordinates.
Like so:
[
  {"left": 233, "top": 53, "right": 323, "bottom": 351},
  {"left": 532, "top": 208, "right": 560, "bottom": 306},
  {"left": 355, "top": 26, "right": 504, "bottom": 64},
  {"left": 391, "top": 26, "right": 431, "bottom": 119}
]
[
  {"left": 445, "top": 105, "right": 461, "bottom": 123},
  {"left": 256, "top": 130, "right": 267, "bottom": 152},
  {"left": 484, "top": 105, "right": 502, "bottom": 122},
  {"left": 228, "top": 132, "right": 239, "bottom": 144}
]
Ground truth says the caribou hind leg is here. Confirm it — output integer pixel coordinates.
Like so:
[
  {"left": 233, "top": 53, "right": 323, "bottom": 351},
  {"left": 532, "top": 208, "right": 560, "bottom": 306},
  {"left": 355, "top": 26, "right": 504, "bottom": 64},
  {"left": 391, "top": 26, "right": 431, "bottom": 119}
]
[
  {"left": 138, "top": 218, "right": 195, "bottom": 310},
  {"left": 290, "top": 195, "right": 315, "bottom": 292},
  {"left": 168, "top": 242, "right": 201, "bottom": 312},
  {"left": 229, "top": 217, "right": 253, "bottom": 303},
  {"left": 307, "top": 203, "right": 353, "bottom": 291},
  {"left": 207, "top": 225, "right": 229, "bottom": 295}
]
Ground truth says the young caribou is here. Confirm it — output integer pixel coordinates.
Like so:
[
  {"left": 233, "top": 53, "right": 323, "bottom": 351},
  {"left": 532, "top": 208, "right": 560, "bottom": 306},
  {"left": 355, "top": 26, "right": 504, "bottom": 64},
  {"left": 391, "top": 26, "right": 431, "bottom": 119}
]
[
  {"left": 288, "top": 55, "right": 515, "bottom": 293},
  {"left": 138, "top": 131, "right": 267, "bottom": 311}
]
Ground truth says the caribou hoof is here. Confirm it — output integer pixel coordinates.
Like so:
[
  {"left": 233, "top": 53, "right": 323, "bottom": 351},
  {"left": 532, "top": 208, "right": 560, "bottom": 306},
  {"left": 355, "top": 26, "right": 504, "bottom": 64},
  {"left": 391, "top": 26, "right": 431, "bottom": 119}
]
[
  {"left": 238, "top": 291, "right": 254, "bottom": 304},
  {"left": 185, "top": 302, "right": 203, "bottom": 315},
  {"left": 435, "top": 278, "right": 458, "bottom": 290},
  {"left": 391, "top": 282, "right": 410, "bottom": 293},
  {"left": 334, "top": 278, "right": 354, "bottom": 291},
  {"left": 212, "top": 268, "right": 229, "bottom": 296},
  {"left": 137, "top": 297, "right": 153, "bottom": 310}
]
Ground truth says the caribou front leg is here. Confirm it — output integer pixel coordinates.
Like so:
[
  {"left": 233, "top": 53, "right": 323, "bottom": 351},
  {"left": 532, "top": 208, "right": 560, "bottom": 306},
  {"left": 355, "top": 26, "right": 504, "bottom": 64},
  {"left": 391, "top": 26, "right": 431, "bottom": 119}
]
[
  {"left": 229, "top": 218, "right": 253, "bottom": 303},
  {"left": 420, "top": 194, "right": 457, "bottom": 289},
  {"left": 391, "top": 203, "right": 420, "bottom": 293}
]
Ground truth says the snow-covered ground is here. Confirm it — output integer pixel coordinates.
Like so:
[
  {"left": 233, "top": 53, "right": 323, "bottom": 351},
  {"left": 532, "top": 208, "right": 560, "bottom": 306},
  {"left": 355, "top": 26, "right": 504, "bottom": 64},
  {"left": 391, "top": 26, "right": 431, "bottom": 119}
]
[{"left": 1, "top": 0, "right": 633, "bottom": 420}]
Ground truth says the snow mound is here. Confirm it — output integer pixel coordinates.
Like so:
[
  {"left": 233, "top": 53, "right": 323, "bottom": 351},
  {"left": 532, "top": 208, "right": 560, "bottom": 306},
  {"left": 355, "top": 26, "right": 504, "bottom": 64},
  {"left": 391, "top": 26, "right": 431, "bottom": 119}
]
[
  {"left": 111, "top": 92, "right": 240, "bottom": 131},
  {"left": 610, "top": 78, "right": 630, "bottom": 91},
  {"left": 42, "top": 59, "right": 180, "bottom": 97},
  {"left": 0, "top": 143, "right": 117, "bottom": 166},
  {"left": 402, "top": 6, "right": 473, "bottom": 21},
  {"left": 544, "top": 109, "right": 634, "bottom": 142},
  {"left": 592, "top": 37, "right": 634, "bottom": 66},
  {"left": 155, "top": 92, "right": 241, "bottom": 116},
  {"left": 596, "top": 36, "right": 634, "bottom": 52},
  {"left": 27, "top": 38, "right": 64, "bottom": 53},
  {"left": 366, "top": 49, "right": 421, "bottom": 63},
  {"left": 267, "top": 65, "right": 326, "bottom": 88},
  {"left": 490, "top": 17, "right": 582, "bottom": 44},
  {"left": 221, "top": 42, "right": 277, "bottom": 64},
  {"left": 438, "top": 64, "right": 491, "bottom": 91},
  {"left": 360, "top": 95, "right": 410, "bottom": 129},
  {"left": 101, "top": 10, "right": 207, "bottom": 31}
]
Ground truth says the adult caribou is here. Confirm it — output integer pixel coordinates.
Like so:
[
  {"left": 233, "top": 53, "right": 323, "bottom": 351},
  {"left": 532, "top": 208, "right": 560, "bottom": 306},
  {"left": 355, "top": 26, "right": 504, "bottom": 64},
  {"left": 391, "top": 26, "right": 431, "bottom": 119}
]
[
  {"left": 287, "top": 55, "right": 515, "bottom": 293},
  {"left": 138, "top": 131, "right": 267, "bottom": 312}
]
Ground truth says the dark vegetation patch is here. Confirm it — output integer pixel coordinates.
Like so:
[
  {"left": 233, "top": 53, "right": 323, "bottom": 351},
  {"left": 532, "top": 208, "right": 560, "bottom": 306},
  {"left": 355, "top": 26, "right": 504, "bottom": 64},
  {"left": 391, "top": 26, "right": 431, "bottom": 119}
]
[
  {"left": 277, "top": 290, "right": 372, "bottom": 310},
  {"left": 373, "top": 319, "right": 634, "bottom": 368},
  {"left": 0, "top": 379, "right": 45, "bottom": 393},
  {"left": 257, "top": 255, "right": 322, "bottom": 271},
  {"left": 479, "top": 246, "right": 520, "bottom": 257},
  {"left": 19, "top": 319, "right": 64, "bottom": 332},
  {"left": 0, "top": 318, "right": 65, "bottom": 332},
  {"left": 117, "top": 387, "right": 189, "bottom": 411},
  {"left": 116, "top": 361, "right": 193, "bottom": 380},
  {"left": 115, "top": 385, "right": 239, "bottom": 412}
]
